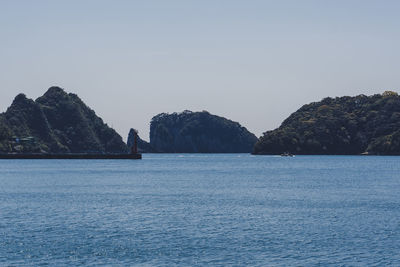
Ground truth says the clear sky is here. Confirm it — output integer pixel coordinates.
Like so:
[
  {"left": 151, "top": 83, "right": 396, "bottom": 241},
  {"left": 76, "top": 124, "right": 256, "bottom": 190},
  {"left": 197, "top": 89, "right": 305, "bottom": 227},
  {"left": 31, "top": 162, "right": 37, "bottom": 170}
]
[{"left": 1, "top": 0, "right": 400, "bottom": 141}]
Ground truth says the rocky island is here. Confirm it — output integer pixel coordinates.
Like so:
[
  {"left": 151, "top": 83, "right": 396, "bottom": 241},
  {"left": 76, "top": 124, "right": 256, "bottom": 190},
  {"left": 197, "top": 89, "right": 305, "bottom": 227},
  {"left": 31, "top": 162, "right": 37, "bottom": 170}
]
[
  {"left": 0, "top": 87, "right": 128, "bottom": 154},
  {"left": 253, "top": 91, "right": 400, "bottom": 155},
  {"left": 127, "top": 128, "right": 157, "bottom": 153},
  {"left": 149, "top": 110, "right": 258, "bottom": 153}
]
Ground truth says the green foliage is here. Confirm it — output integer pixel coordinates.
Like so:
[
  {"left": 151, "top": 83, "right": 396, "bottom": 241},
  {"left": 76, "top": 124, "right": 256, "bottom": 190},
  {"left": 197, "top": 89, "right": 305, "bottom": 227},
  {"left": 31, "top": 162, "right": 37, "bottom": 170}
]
[
  {"left": 150, "top": 110, "right": 258, "bottom": 153},
  {"left": 0, "top": 86, "right": 128, "bottom": 154},
  {"left": 254, "top": 92, "right": 400, "bottom": 155}
]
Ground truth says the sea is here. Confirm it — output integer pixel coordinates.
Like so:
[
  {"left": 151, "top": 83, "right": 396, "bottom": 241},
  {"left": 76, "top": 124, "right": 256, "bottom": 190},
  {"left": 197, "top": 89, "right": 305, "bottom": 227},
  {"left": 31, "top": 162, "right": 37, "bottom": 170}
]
[{"left": 0, "top": 154, "right": 399, "bottom": 266}]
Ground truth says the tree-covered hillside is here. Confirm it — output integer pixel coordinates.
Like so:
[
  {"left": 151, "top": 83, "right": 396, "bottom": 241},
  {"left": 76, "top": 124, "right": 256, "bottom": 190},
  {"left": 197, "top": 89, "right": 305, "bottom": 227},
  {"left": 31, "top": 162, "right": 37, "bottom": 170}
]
[
  {"left": 0, "top": 87, "right": 128, "bottom": 154},
  {"left": 150, "top": 110, "right": 258, "bottom": 153},
  {"left": 253, "top": 91, "right": 400, "bottom": 155}
]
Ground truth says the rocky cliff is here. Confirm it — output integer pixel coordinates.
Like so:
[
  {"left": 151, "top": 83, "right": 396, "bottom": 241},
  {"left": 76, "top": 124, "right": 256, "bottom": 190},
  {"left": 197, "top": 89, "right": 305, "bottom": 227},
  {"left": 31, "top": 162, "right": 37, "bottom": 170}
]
[
  {"left": 0, "top": 86, "right": 128, "bottom": 154},
  {"left": 149, "top": 110, "right": 258, "bottom": 153},
  {"left": 253, "top": 91, "right": 400, "bottom": 155},
  {"left": 127, "top": 128, "right": 156, "bottom": 153}
]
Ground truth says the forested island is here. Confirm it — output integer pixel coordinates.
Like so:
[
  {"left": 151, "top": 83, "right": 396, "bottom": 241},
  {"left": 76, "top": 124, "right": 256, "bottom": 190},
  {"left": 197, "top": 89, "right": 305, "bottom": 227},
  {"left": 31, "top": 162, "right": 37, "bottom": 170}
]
[
  {"left": 149, "top": 110, "right": 258, "bottom": 153},
  {"left": 0, "top": 87, "right": 258, "bottom": 154},
  {"left": 254, "top": 91, "right": 400, "bottom": 155},
  {"left": 0, "top": 87, "right": 128, "bottom": 154},
  {"left": 2, "top": 87, "right": 400, "bottom": 155}
]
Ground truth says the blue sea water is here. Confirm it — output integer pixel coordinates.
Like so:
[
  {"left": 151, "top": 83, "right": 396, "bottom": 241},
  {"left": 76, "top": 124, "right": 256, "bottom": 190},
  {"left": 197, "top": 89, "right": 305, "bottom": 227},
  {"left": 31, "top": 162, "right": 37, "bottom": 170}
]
[{"left": 0, "top": 154, "right": 399, "bottom": 266}]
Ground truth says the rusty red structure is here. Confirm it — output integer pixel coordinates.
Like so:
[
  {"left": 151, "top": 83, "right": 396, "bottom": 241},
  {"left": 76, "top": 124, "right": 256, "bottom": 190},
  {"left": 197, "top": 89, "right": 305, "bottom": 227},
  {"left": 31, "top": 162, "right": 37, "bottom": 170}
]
[{"left": 131, "top": 129, "right": 138, "bottom": 154}]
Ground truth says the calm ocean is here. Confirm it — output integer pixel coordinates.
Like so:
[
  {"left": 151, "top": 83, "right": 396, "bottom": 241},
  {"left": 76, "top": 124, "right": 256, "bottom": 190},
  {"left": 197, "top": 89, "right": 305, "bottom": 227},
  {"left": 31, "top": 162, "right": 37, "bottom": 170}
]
[{"left": 0, "top": 154, "right": 399, "bottom": 266}]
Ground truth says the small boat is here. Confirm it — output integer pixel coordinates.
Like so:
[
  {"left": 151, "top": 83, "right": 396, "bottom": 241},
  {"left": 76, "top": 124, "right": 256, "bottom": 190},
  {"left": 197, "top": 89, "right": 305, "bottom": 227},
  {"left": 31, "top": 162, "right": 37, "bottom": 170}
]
[{"left": 280, "top": 152, "right": 294, "bottom": 157}]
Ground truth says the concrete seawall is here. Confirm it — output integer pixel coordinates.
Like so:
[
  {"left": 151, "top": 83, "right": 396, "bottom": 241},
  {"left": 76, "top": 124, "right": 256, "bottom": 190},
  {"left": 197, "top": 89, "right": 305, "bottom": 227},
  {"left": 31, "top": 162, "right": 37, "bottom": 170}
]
[{"left": 0, "top": 153, "right": 142, "bottom": 160}]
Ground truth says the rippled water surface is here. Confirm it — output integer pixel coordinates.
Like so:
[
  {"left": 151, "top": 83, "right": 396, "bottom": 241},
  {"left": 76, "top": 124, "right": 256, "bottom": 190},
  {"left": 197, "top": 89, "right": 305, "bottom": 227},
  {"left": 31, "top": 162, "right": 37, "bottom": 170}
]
[{"left": 1, "top": 154, "right": 400, "bottom": 266}]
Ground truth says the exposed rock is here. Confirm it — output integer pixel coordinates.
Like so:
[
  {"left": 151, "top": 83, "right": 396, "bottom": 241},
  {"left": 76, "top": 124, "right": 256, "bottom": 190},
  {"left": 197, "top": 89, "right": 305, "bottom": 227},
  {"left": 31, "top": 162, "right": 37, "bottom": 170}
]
[
  {"left": 150, "top": 110, "right": 258, "bottom": 153},
  {"left": 0, "top": 86, "right": 128, "bottom": 154},
  {"left": 127, "top": 128, "right": 156, "bottom": 153}
]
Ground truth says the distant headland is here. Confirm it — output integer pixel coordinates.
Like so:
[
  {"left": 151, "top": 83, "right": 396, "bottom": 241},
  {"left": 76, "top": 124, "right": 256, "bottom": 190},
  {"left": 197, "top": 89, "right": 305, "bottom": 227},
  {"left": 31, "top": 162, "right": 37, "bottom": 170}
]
[
  {"left": 147, "top": 110, "right": 258, "bottom": 153},
  {"left": 253, "top": 91, "right": 400, "bottom": 155},
  {"left": 1, "top": 87, "right": 400, "bottom": 155},
  {"left": 0, "top": 86, "right": 128, "bottom": 155},
  {"left": 0, "top": 87, "right": 257, "bottom": 155}
]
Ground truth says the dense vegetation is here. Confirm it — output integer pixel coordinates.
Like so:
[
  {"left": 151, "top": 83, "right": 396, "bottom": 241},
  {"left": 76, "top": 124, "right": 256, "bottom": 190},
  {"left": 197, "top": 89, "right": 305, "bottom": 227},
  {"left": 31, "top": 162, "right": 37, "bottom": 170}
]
[
  {"left": 254, "top": 91, "right": 400, "bottom": 155},
  {"left": 150, "top": 110, "right": 258, "bottom": 153},
  {"left": 0, "top": 87, "right": 128, "bottom": 154}
]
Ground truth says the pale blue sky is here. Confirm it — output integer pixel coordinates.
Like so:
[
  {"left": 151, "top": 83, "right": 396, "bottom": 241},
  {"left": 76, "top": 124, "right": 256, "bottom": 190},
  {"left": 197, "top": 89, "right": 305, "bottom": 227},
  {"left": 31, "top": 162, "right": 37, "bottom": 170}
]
[{"left": 1, "top": 0, "right": 400, "bottom": 141}]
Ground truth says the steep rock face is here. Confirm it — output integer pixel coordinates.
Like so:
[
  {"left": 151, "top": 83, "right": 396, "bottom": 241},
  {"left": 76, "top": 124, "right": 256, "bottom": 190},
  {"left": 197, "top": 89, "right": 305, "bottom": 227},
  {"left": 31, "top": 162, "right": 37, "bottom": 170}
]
[
  {"left": 2, "top": 93, "right": 64, "bottom": 152},
  {"left": 0, "top": 86, "right": 128, "bottom": 153},
  {"left": 36, "top": 87, "right": 127, "bottom": 153},
  {"left": 150, "top": 110, "right": 258, "bottom": 153},
  {"left": 127, "top": 128, "right": 156, "bottom": 153},
  {"left": 253, "top": 91, "right": 400, "bottom": 155}
]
